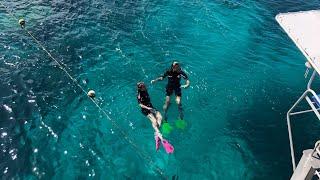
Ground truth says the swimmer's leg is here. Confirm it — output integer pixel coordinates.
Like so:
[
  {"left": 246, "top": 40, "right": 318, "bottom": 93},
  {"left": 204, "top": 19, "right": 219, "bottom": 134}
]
[
  {"left": 147, "top": 113, "right": 161, "bottom": 134},
  {"left": 176, "top": 96, "right": 183, "bottom": 120},
  {"left": 147, "top": 113, "right": 163, "bottom": 150},
  {"left": 163, "top": 96, "right": 171, "bottom": 121},
  {"left": 155, "top": 111, "right": 163, "bottom": 127}
]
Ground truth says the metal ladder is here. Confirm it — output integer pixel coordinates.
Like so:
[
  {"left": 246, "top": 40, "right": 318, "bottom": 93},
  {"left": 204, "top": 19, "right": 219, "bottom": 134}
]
[{"left": 287, "top": 70, "right": 320, "bottom": 171}]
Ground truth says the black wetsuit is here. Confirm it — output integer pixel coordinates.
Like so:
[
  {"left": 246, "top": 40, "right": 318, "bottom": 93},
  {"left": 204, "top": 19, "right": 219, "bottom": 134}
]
[
  {"left": 137, "top": 90, "right": 155, "bottom": 116},
  {"left": 161, "top": 69, "right": 188, "bottom": 96}
]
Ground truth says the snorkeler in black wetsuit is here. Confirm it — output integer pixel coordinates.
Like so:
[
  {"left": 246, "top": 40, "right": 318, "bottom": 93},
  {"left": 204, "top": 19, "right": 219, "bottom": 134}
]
[
  {"left": 137, "top": 82, "right": 175, "bottom": 153},
  {"left": 137, "top": 85, "right": 155, "bottom": 116},
  {"left": 137, "top": 82, "right": 163, "bottom": 148},
  {"left": 151, "top": 61, "right": 190, "bottom": 121}
]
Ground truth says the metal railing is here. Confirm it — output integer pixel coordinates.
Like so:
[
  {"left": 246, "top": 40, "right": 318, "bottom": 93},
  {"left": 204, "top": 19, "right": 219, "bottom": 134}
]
[{"left": 286, "top": 70, "right": 320, "bottom": 171}]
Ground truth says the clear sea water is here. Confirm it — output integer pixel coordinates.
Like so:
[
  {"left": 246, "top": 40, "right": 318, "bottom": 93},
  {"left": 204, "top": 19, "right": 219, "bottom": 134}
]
[{"left": 1, "top": 0, "right": 320, "bottom": 179}]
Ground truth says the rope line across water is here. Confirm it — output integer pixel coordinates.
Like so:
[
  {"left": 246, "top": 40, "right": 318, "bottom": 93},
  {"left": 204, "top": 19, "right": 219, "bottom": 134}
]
[{"left": 0, "top": 2, "right": 166, "bottom": 178}]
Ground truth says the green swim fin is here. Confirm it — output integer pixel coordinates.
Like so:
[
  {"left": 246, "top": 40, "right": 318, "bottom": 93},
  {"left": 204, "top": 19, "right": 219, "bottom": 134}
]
[
  {"left": 161, "top": 122, "right": 173, "bottom": 136},
  {"left": 175, "top": 119, "right": 187, "bottom": 129}
]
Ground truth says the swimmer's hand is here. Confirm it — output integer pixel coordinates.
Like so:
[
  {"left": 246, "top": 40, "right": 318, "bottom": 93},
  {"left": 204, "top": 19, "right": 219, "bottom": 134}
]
[
  {"left": 140, "top": 104, "right": 154, "bottom": 111},
  {"left": 151, "top": 77, "right": 163, "bottom": 84},
  {"left": 181, "top": 84, "right": 189, "bottom": 89},
  {"left": 146, "top": 107, "right": 156, "bottom": 113},
  {"left": 181, "top": 80, "right": 190, "bottom": 89},
  {"left": 144, "top": 106, "right": 154, "bottom": 111},
  {"left": 150, "top": 108, "right": 156, "bottom": 113}
]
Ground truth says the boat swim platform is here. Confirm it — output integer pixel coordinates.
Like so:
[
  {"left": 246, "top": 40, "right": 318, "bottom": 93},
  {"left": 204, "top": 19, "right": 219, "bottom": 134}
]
[
  {"left": 290, "top": 142, "right": 320, "bottom": 180},
  {"left": 276, "top": 10, "right": 320, "bottom": 74},
  {"left": 276, "top": 10, "right": 320, "bottom": 180}
]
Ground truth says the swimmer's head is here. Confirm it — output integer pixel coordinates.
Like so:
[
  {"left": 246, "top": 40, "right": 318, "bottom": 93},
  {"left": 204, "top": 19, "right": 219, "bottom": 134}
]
[
  {"left": 137, "top": 82, "right": 146, "bottom": 91},
  {"left": 172, "top": 61, "right": 181, "bottom": 72}
]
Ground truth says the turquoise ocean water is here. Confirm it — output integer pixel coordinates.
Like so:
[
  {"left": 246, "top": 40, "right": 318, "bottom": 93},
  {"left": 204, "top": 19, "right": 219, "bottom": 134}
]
[{"left": 1, "top": 0, "right": 320, "bottom": 179}]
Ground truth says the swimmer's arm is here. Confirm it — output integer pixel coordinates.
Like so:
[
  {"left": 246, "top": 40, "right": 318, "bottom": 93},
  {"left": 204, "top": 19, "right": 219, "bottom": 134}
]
[
  {"left": 151, "top": 71, "right": 168, "bottom": 84},
  {"left": 181, "top": 71, "right": 190, "bottom": 88},
  {"left": 181, "top": 79, "right": 190, "bottom": 88},
  {"left": 139, "top": 104, "right": 153, "bottom": 110},
  {"left": 151, "top": 76, "right": 163, "bottom": 84}
]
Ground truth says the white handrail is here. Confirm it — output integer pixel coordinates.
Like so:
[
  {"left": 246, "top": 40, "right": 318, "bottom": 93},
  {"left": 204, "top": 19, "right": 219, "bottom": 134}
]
[{"left": 286, "top": 70, "right": 320, "bottom": 171}]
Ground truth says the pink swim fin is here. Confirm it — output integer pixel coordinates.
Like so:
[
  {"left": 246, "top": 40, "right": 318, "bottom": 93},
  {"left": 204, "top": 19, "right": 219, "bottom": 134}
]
[{"left": 161, "top": 139, "right": 174, "bottom": 154}]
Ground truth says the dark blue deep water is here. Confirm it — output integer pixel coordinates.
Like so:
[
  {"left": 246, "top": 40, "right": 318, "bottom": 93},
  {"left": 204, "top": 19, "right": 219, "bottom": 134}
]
[{"left": 1, "top": 0, "right": 320, "bottom": 179}]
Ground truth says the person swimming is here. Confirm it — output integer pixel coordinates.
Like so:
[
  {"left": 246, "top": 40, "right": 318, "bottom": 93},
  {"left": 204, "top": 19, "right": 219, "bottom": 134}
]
[
  {"left": 151, "top": 61, "right": 190, "bottom": 121},
  {"left": 136, "top": 82, "right": 174, "bottom": 153}
]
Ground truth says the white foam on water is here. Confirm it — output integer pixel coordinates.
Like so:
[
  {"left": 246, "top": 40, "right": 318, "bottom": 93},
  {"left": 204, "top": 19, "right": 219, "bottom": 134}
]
[
  {"left": 3, "top": 167, "right": 8, "bottom": 174},
  {"left": 9, "top": 149, "right": 17, "bottom": 160},
  {"left": 28, "top": 99, "right": 36, "bottom": 103},
  {"left": 1, "top": 132, "right": 7, "bottom": 138},
  {"left": 3, "top": 104, "right": 12, "bottom": 113}
]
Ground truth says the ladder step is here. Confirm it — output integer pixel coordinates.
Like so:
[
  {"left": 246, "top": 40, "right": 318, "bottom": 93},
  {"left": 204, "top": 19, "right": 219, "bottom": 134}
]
[
  {"left": 311, "top": 94, "right": 320, "bottom": 108},
  {"left": 305, "top": 96, "right": 320, "bottom": 120}
]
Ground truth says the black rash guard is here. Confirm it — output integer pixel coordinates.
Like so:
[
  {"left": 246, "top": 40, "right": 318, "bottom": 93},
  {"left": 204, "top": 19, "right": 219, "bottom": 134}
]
[
  {"left": 161, "top": 69, "right": 188, "bottom": 96},
  {"left": 137, "top": 90, "right": 154, "bottom": 116},
  {"left": 161, "top": 69, "right": 188, "bottom": 87}
]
